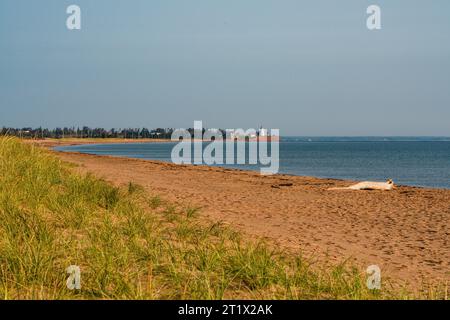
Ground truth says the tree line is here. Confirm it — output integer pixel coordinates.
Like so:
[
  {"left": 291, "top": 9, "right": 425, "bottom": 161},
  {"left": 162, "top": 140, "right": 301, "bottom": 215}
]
[
  {"left": 0, "top": 127, "right": 175, "bottom": 139},
  {"left": 0, "top": 127, "right": 233, "bottom": 140}
]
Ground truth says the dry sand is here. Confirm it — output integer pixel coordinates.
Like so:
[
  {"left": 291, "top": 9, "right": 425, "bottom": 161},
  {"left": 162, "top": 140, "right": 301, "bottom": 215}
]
[{"left": 40, "top": 139, "right": 449, "bottom": 288}]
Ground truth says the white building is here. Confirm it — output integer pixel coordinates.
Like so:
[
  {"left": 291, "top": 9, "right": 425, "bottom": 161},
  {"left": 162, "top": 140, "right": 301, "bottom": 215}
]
[{"left": 259, "top": 127, "right": 268, "bottom": 137}]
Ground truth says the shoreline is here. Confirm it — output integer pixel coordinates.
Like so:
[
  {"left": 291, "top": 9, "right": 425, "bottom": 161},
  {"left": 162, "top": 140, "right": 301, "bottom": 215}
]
[
  {"left": 24, "top": 137, "right": 172, "bottom": 148},
  {"left": 41, "top": 138, "right": 449, "bottom": 191},
  {"left": 48, "top": 141, "right": 450, "bottom": 289}
]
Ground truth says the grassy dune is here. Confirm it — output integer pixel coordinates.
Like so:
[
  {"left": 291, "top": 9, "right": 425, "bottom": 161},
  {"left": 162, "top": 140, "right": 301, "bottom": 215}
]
[{"left": 0, "top": 137, "right": 443, "bottom": 299}]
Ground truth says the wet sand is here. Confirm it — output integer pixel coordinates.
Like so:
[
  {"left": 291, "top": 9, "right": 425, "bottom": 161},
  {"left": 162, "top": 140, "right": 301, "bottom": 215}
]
[
  {"left": 50, "top": 147, "right": 450, "bottom": 289},
  {"left": 26, "top": 138, "right": 170, "bottom": 148}
]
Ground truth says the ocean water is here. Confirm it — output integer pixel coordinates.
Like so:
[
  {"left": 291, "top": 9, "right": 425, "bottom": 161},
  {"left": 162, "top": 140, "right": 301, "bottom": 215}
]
[{"left": 56, "top": 137, "right": 450, "bottom": 189}]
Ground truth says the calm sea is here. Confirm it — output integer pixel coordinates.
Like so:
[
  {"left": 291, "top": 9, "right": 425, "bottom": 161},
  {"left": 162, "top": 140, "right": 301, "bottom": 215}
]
[{"left": 56, "top": 137, "right": 450, "bottom": 189}]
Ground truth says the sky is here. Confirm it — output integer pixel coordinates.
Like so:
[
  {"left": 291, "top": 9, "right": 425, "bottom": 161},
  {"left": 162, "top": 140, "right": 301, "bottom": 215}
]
[{"left": 1, "top": 0, "right": 449, "bottom": 136}]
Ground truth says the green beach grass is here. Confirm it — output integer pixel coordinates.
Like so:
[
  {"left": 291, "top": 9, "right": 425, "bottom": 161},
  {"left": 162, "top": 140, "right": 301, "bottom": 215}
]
[{"left": 0, "top": 137, "right": 445, "bottom": 299}]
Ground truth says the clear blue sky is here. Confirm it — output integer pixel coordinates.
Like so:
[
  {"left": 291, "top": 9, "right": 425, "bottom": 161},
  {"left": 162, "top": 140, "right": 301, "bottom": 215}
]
[{"left": 1, "top": 0, "right": 449, "bottom": 135}]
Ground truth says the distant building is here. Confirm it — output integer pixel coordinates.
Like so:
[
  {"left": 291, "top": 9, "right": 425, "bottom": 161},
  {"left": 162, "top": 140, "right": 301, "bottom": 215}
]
[{"left": 259, "top": 127, "right": 268, "bottom": 137}]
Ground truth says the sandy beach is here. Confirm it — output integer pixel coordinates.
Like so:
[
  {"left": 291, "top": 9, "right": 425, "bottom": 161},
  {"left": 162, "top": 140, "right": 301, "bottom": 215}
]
[{"left": 46, "top": 139, "right": 450, "bottom": 290}]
